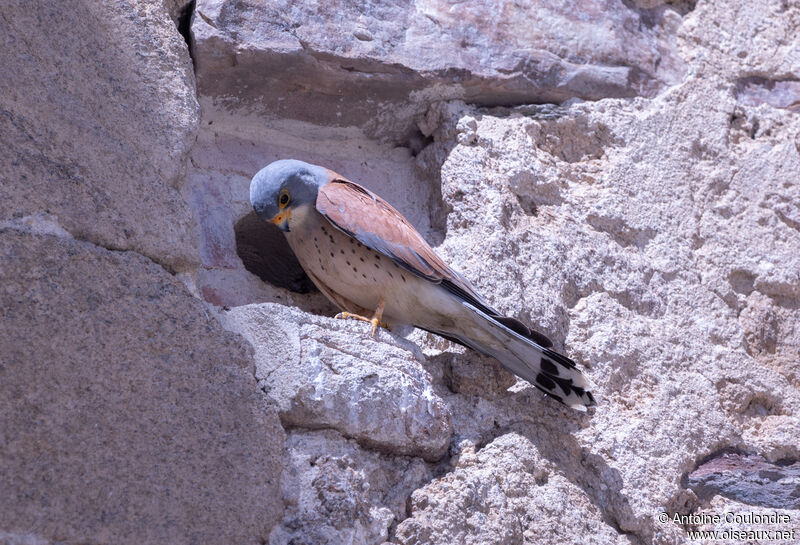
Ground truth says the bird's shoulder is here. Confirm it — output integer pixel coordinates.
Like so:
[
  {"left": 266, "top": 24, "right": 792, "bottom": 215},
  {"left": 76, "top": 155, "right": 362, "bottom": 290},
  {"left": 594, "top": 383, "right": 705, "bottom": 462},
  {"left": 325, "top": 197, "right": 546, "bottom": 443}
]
[{"left": 316, "top": 177, "right": 453, "bottom": 284}]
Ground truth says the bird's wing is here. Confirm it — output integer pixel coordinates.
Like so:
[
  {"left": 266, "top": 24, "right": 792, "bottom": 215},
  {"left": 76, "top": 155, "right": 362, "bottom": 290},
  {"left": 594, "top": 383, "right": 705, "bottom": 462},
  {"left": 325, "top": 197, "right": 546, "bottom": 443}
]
[
  {"left": 316, "top": 177, "right": 554, "bottom": 349},
  {"left": 318, "top": 179, "right": 487, "bottom": 300}
]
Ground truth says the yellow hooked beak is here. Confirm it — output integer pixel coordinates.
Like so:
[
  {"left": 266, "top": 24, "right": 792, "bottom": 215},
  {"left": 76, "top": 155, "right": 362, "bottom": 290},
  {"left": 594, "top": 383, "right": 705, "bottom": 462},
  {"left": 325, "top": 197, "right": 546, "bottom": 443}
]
[{"left": 270, "top": 208, "right": 291, "bottom": 232}]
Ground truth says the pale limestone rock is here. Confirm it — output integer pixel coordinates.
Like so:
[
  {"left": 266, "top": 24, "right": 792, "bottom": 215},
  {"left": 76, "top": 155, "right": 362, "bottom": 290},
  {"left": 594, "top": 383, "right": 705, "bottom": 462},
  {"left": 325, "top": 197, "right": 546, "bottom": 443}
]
[
  {"left": 270, "top": 430, "right": 437, "bottom": 545},
  {"left": 398, "top": 98, "right": 798, "bottom": 542},
  {"left": 5, "top": 0, "right": 800, "bottom": 543},
  {"left": 0, "top": 231, "right": 284, "bottom": 544},
  {"left": 199, "top": 0, "right": 799, "bottom": 540},
  {"left": 191, "top": 0, "right": 686, "bottom": 141},
  {"left": 388, "top": 3, "right": 800, "bottom": 539},
  {"left": 217, "top": 303, "right": 453, "bottom": 462},
  {"left": 199, "top": 0, "right": 799, "bottom": 539},
  {"left": 0, "top": 2, "right": 285, "bottom": 543},
  {"left": 395, "top": 433, "right": 639, "bottom": 545},
  {"left": 0, "top": 0, "right": 199, "bottom": 270}
]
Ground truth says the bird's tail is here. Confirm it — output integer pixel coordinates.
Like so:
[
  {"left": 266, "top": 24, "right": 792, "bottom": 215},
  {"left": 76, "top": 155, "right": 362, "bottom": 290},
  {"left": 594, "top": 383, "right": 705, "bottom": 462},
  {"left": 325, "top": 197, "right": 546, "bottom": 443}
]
[{"left": 428, "top": 302, "right": 597, "bottom": 410}]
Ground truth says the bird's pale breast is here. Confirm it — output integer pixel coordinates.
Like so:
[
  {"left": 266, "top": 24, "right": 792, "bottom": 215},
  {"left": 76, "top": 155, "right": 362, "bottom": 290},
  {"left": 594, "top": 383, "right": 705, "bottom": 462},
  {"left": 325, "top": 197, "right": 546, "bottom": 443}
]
[{"left": 285, "top": 204, "right": 458, "bottom": 328}]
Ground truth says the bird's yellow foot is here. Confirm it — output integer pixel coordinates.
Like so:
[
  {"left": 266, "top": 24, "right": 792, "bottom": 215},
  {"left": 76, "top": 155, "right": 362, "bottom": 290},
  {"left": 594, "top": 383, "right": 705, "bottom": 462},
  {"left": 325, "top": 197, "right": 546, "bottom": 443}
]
[{"left": 335, "top": 301, "right": 387, "bottom": 337}]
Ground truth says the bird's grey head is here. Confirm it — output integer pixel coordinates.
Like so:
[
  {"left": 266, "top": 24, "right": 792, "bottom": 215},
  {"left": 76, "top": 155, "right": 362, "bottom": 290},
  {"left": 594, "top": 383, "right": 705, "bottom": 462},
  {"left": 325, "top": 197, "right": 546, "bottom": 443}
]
[{"left": 249, "top": 159, "right": 330, "bottom": 232}]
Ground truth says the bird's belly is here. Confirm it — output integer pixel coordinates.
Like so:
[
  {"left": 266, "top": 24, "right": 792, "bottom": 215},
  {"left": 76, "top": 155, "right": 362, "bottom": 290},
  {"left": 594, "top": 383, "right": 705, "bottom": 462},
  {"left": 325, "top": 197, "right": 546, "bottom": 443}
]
[{"left": 285, "top": 209, "right": 456, "bottom": 327}]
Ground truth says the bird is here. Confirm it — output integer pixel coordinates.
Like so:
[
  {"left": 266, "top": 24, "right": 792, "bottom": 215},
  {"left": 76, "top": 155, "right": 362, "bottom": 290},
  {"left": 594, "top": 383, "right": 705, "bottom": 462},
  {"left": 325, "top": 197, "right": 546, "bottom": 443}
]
[{"left": 249, "top": 159, "right": 596, "bottom": 410}]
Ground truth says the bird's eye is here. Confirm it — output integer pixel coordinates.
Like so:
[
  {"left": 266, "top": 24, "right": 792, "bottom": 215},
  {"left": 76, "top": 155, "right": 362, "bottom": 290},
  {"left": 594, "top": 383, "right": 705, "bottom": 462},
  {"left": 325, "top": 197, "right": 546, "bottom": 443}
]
[{"left": 279, "top": 190, "right": 290, "bottom": 208}]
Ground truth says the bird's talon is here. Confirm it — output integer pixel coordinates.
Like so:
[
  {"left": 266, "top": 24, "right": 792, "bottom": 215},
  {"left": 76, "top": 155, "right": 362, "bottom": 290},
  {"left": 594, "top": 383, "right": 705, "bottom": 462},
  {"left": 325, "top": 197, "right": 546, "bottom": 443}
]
[
  {"left": 370, "top": 319, "right": 390, "bottom": 336},
  {"left": 335, "top": 311, "right": 369, "bottom": 322},
  {"left": 335, "top": 304, "right": 388, "bottom": 337}
]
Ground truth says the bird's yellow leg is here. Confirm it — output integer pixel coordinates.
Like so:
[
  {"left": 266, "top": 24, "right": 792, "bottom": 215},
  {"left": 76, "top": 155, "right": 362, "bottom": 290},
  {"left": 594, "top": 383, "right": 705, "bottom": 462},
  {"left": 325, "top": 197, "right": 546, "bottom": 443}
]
[{"left": 334, "top": 300, "right": 388, "bottom": 337}]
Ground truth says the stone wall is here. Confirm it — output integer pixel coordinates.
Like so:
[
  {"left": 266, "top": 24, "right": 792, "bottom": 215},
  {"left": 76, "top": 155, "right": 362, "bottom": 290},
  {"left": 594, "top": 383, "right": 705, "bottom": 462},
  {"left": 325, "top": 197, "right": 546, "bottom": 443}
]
[
  {"left": 2, "top": 0, "right": 798, "bottom": 544},
  {"left": 0, "top": 2, "right": 282, "bottom": 544}
]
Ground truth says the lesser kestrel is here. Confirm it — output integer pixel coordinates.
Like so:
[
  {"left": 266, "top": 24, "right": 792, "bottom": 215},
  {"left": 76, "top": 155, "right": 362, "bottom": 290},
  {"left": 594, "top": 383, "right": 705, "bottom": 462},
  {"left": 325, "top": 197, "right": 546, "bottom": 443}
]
[{"left": 250, "top": 159, "right": 596, "bottom": 410}]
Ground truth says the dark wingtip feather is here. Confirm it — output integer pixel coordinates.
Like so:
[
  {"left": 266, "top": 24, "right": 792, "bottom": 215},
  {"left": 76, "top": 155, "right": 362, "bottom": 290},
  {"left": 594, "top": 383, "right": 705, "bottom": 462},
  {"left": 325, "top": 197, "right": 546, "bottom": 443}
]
[
  {"left": 493, "top": 316, "right": 553, "bottom": 348},
  {"left": 541, "top": 347, "right": 578, "bottom": 370}
]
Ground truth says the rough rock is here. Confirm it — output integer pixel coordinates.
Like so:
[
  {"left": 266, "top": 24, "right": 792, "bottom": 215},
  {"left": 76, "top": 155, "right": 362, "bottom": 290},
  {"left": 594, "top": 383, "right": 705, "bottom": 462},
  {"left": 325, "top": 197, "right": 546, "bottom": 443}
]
[
  {"left": 6, "top": 0, "right": 800, "bottom": 543},
  {"left": 194, "top": 0, "right": 800, "bottom": 541},
  {"left": 1, "top": 2, "right": 287, "bottom": 544},
  {"left": 0, "top": 230, "right": 284, "bottom": 545},
  {"left": 735, "top": 77, "right": 800, "bottom": 110},
  {"left": 395, "top": 433, "right": 637, "bottom": 545},
  {"left": 385, "top": 1, "right": 800, "bottom": 540},
  {"left": 217, "top": 303, "right": 452, "bottom": 462},
  {"left": 0, "top": 0, "right": 200, "bottom": 270},
  {"left": 199, "top": 0, "right": 800, "bottom": 540},
  {"left": 192, "top": 0, "right": 687, "bottom": 141},
  {"left": 270, "top": 429, "right": 437, "bottom": 545},
  {"left": 686, "top": 452, "right": 800, "bottom": 510},
  {"left": 164, "top": 0, "right": 194, "bottom": 25}
]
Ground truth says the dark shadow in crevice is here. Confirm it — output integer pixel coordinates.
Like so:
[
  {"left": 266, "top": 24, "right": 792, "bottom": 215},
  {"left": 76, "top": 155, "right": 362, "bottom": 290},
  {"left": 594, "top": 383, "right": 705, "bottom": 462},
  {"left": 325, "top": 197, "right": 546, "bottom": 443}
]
[
  {"left": 423, "top": 173, "right": 448, "bottom": 247},
  {"left": 176, "top": 0, "right": 196, "bottom": 65},
  {"left": 621, "top": 0, "right": 697, "bottom": 28},
  {"left": 411, "top": 137, "right": 454, "bottom": 248},
  {"left": 405, "top": 128, "right": 434, "bottom": 158},
  {"left": 235, "top": 211, "right": 317, "bottom": 294},
  {"left": 410, "top": 161, "right": 449, "bottom": 247},
  {"left": 665, "top": 0, "right": 699, "bottom": 15}
]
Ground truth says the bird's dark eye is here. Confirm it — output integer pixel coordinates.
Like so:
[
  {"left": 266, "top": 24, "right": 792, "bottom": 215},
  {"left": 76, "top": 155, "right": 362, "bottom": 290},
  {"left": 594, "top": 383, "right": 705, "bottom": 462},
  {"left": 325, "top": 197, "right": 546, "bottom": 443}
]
[{"left": 279, "top": 191, "right": 290, "bottom": 208}]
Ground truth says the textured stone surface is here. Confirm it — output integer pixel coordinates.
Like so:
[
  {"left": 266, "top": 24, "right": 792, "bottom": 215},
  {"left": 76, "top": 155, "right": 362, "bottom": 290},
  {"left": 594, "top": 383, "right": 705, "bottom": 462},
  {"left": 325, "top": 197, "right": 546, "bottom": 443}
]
[
  {"left": 201, "top": 0, "right": 800, "bottom": 536},
  {"left": 1, "top": 3, "right": 286, "bottom": 544},
  {"left": 217, "top": 303, "right": 452, "bottom": 462},
  {"left": 395, "top": 433, "right": 635, "bottom": 545},
  {"left": 164, "top": 0, "right": 194, "bottom": 24},
  {"left": 0, "top": 0, "right": 199, "bottom": 270},
  {"left": 6, "top": 0, "right": 800, "bottom": 543},
  {"left": 735, "top": 77, "right": 800, "bottom": 110},
  {"left": 0, "top": 230, "right": 284, "bottom": 545},
  {"left": 686, "top": 452, "right": 800, "bottom": 510},
  {"left": 192, "top": 0, "right": 687, "bottom": 141},
  {"left": 384, "top": 1, "right": 800, "bottom": 540},
  {"left": 270, "top": 430, "right": 437, "bottom": 545}
]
